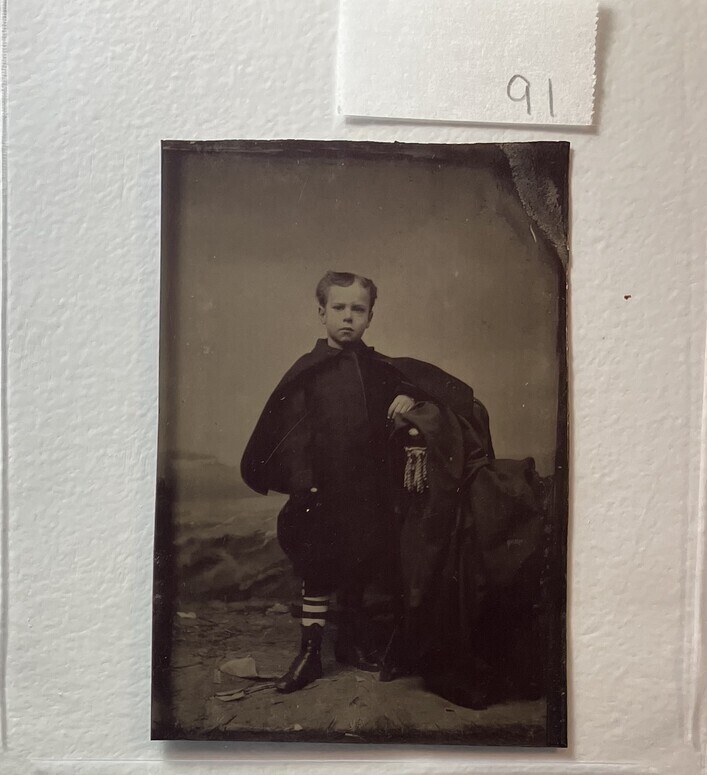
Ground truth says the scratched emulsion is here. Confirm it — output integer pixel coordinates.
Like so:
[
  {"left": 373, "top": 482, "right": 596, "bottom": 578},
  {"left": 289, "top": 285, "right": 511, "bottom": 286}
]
[{"left": 503, "top": 144, "right": 570, "bottom": 269}]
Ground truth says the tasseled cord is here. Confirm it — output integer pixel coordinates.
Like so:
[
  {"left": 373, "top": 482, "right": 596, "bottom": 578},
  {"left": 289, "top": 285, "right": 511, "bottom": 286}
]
[{"left": 403, "top": 428, "right": 427, "bottom": 493}]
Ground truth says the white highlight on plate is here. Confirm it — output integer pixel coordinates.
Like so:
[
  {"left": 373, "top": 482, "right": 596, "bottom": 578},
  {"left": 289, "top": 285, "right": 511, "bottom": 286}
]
[{"left": 337, "top": 0, "right": 598, "bottom": 127}]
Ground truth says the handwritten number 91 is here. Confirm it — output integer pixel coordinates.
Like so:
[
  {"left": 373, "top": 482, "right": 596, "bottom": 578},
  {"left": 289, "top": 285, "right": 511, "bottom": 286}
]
[{"left": 507, "top": 75, "right": 555, "bottom": 118}]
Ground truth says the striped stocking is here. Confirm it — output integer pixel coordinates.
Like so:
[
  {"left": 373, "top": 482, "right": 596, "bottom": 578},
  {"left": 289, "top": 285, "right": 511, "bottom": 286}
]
[{"left": 301, "top": 581, "right": 330, "bottom": 628}]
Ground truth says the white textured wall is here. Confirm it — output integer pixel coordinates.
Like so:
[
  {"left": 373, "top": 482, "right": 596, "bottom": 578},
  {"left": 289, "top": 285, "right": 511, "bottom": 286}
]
[{"left": 6, "top": 1, "right": 706, "bottom": 773}]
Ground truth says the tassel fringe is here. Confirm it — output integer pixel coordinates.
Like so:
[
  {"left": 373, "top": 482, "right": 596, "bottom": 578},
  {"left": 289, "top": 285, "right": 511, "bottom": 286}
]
[{"left": 404, "top": 446, "right": 428, "bottom": 493}]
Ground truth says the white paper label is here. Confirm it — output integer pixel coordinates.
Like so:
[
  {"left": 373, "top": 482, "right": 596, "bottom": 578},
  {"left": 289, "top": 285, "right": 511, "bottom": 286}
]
[{"left": 337, "top": 0, "right": 598, "bottom": 126}]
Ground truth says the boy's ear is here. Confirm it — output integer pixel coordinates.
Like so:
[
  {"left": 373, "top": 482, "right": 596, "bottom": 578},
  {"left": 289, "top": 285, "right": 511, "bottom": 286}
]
[
  {"left": 318, "top": 305, "right": 326, "bottom": 323},
  {"left": 367, "top": 310, "right": 373, "bottom": 326}
]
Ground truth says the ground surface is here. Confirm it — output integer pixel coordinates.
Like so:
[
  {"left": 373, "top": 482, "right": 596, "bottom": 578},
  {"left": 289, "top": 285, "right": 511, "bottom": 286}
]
[{"left": 167, "top": 600, "right": 546, "bottom": 746}]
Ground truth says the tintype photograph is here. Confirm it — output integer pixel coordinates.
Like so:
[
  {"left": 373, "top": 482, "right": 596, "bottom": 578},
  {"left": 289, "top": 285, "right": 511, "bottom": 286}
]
[{"left": 152, "top": 139, "right": 569, "bottom": 747}]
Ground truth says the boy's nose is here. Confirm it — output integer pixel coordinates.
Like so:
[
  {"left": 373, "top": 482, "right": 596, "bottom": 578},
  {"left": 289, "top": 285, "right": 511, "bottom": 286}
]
[{"left": 343, "top": 310, "right": 353, "bottom": 321}]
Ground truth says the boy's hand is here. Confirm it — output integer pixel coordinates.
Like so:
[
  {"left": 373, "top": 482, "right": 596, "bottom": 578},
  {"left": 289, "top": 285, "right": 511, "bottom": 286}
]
[{"left": 387, "top": 394, "right": 415, "bottom": 418}]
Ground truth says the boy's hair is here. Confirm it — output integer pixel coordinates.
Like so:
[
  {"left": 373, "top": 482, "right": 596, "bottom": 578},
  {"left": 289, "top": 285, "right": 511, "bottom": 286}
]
[{"left": 315, "top": 271, "right": 378, "bottom": 310}]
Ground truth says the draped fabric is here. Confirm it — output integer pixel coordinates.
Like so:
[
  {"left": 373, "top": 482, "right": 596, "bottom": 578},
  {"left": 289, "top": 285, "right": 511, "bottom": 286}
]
[{"left": 390, "top": 402, "right": 550, "bottom": 707}]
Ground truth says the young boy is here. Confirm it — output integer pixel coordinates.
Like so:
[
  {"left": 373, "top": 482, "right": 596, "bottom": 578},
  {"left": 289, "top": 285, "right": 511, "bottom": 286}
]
[{"left": 241, "top": 271, "right": 417, "bottom": 692}]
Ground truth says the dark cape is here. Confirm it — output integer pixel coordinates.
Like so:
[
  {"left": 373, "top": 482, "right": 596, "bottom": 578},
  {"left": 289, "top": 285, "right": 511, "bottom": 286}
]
[
  {"left": 241, "top": 339, "right": 549, "bottom": 707},
  {"left": 240, "top": 338, "right": 493, "bottom": 497}
]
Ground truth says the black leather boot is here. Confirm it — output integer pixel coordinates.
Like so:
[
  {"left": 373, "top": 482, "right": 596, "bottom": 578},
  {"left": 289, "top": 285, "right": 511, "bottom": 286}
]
[
  {"left": 334, "top": 586, "right": 380, "bottom": 671},
  {"left": 275, "top": 623, "right": 324, "bottom": 693},
  {"left": 334, "top": 615, "right": 381, "bottom": 671},
  {"left": 378, "top": 623, "right": 410, "bottom": 682}
]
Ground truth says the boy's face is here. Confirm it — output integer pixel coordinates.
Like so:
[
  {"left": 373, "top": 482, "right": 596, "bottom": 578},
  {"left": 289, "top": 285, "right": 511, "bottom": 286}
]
[{"left": 318, "top": 281, "right": 373, "bottom": 348}]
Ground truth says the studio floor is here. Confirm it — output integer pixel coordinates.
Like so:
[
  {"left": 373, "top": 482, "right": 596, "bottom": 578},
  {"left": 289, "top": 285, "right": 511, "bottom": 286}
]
[{"left": 161, "top": 600, "right": 546, "bottom": 746}]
